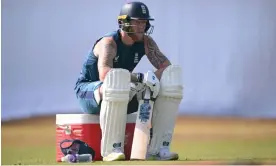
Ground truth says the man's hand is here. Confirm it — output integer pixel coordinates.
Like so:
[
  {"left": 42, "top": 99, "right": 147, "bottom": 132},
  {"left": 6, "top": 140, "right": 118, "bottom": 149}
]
[{"left": 143, "top": 71, "right": 160, "bottom": 98}]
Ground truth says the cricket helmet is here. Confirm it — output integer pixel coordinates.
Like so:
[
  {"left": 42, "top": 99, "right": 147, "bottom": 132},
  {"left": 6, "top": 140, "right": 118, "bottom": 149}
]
[{"left": 118, "top": 1, "right": 154, "bottom": 35}]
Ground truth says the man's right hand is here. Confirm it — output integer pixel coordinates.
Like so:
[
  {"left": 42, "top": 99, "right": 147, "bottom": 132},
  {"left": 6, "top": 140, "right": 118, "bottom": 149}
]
[{"left": 143, "top": 71, "right": 160, "bottom": 99}]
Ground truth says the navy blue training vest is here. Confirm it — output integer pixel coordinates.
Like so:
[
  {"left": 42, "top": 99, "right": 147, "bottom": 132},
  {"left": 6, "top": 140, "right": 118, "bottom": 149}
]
[{"left": 74, "top": 30, "right": 145, "bottom": 92}]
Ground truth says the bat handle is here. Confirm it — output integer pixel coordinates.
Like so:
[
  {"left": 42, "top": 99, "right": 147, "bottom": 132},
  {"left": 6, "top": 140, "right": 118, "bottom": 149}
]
[{"left": 144, "top": 86, "right": 151, "bottom": 100}]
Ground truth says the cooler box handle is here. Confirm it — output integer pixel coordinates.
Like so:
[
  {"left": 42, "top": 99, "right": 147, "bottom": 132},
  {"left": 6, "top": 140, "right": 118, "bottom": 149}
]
[{"left": 57, "top": 124, "right": 72, "bottom": 135}]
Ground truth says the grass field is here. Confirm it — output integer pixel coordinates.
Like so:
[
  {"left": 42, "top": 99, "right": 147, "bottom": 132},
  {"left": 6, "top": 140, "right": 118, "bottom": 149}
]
[{"left": 2, "top": 115, "right": 276, "bottom": 165}]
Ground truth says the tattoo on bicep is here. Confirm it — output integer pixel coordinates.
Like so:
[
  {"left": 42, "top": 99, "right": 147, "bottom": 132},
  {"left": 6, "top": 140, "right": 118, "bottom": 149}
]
[
  {"left": 146, "top": 37, "right": 168, "bottom": 69},
  {"left": 99, "top": 41, "right": 116, "bottom": 68}
]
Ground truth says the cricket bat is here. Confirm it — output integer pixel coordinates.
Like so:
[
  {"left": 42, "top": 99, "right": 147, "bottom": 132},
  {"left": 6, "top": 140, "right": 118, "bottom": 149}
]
[{"left": 130, "top": 86, "right": 154, "bottom": 160}]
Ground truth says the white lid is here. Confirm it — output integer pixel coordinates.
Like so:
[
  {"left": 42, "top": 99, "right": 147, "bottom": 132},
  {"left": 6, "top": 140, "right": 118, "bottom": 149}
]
[{"left": 56, "top": 113, "right": 137, "bottom": 125}]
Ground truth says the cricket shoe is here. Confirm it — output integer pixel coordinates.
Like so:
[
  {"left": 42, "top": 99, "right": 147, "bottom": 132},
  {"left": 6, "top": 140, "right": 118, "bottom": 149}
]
[
  {"left": 146, "top": 148, "right": 179, "bottom": 161},
  {"left": 103, "top": 149, "right": 125, "bottom": 161}
]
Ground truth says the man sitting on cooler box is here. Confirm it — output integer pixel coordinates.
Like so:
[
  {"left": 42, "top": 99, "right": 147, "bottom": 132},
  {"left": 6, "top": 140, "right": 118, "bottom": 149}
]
[{"left": 74, "top": 1, "right": 184, "bottom": 162}]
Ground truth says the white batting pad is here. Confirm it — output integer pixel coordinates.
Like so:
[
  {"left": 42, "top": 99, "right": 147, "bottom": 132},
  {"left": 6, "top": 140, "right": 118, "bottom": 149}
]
[
  {"left": 100, "top": 69, "right": 130, "bottom": 157},
  {"left": 148, "top": 65, "right": 184, "bottom": 155}
]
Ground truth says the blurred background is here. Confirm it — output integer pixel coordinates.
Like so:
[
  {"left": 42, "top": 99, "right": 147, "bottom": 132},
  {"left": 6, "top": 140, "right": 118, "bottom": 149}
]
[
  {"left": 2, "top": 0, "right": 276, "bottom": 164},
  {"left": 2, "top": 0, "right": 276, "bottom": 121}
]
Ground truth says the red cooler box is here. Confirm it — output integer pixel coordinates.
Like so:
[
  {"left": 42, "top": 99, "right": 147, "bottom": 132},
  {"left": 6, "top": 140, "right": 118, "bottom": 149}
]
[{"left": 56, "top": 113, "right": 137, "bottom": 161}]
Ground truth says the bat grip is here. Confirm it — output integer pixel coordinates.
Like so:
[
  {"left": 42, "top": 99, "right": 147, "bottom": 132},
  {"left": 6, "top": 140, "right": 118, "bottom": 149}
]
[{"left": 144, "top": 86, "right": 151, "bottom": 100}]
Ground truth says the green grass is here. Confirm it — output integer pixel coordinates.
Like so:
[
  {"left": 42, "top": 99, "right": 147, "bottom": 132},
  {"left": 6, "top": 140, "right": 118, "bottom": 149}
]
[
  {"left": 2, "top": 116, "right": 276, "bottom": 165},
  {"left": 2, "top": 138, "right": 276, "bottom": 165}
]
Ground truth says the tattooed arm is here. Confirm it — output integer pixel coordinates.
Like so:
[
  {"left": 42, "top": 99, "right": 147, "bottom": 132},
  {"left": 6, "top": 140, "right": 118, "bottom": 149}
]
[
  {"left": 96, "top": 37, "right": 117, "bottom": 81},
  {"left": 144, "top": 36, "right": 171, "bottom": 80},
  {"left": 96, "top": 37, "right": 143, "bottom": 83}
]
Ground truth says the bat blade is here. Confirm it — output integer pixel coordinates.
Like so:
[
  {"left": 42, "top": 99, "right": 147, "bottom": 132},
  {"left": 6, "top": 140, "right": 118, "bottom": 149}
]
[{"left": 130, "top": 87, "right": 154, "bottom": 160}]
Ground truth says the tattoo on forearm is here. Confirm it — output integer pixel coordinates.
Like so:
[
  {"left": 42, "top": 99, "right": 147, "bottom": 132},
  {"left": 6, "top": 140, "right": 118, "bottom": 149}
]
[{"left": 146, "top": 37, "right": 169, "bottom": 69}]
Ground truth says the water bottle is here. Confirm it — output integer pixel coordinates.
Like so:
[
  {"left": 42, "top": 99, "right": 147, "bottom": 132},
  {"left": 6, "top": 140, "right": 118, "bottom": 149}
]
[{"left": 61, "top": 154, "right": 93, "bottom": 163}]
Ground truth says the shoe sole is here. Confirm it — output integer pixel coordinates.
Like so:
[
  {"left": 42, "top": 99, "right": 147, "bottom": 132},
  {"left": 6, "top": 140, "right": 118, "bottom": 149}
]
[
  {"left": 161, "top": 154, "right": 179, "bottom": 161},
  {"left": 103, "top": 153, "right": 125, "bottom": 161},
  {"left": 147, "top": 154, "right": 179, "bottom": 161},
  {"left": 167, "top": 153, "right": 179, "bottom": 160}
]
